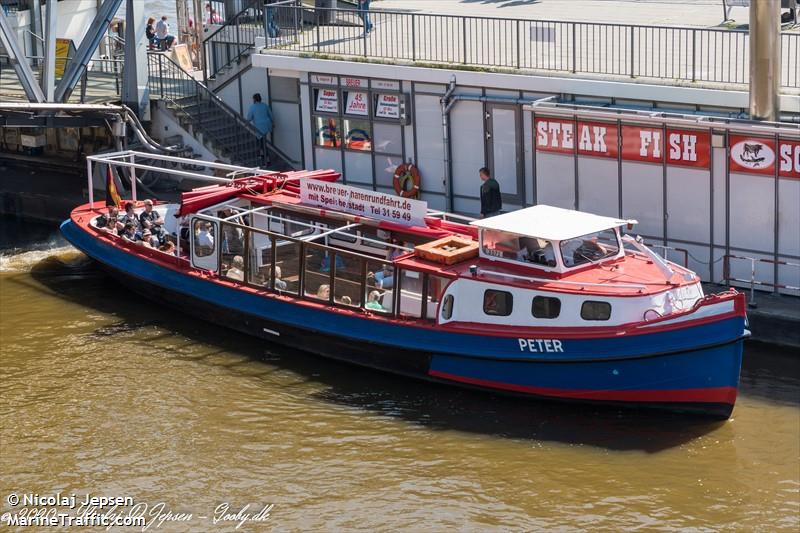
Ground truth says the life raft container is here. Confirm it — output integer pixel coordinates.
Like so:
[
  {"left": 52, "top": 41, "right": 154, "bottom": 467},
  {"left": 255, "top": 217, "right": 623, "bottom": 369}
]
[{"left": 393, "top": 163, "right": 421, "bottom": 199}]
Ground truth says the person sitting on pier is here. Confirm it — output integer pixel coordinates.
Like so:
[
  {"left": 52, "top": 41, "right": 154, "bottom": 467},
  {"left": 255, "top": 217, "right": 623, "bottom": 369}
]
[
  {"left": 365, "top": 290, "right": 384, "bottom": 311},
  {"left": 155, "top": 15, "right": 175, "bottom": 50},
  {"left": 139, "top": 199, "right": 166, "bottom": 240},
  {"left": 146, "top": 17, "right": 157, "bottom": 49},
  {"left": 226, "top": 256, "right": 245, "bottom": 281},
  {"left": 121, "top": 202, "right": 140, "bottom": 230},
  {"left": 97, "top": 206, "right": 121, "bottom": 235}
]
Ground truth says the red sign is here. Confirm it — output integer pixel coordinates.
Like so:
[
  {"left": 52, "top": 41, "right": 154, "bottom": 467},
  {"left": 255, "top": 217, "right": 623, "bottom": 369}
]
[
  {"left": 621, "top": 125, "right": 663, "bottom": 163},
  {"left": 534, "top": 118, "right": 618, "bottom": 158},
  {"left": 666, "top": 129, "right": 710, "bottom": 168},
  {"left": 729, "top": 135, "right": 777, "bottom": 175},
  {"left": 778, "top": 139, "right": 800, "bottom": 179}
]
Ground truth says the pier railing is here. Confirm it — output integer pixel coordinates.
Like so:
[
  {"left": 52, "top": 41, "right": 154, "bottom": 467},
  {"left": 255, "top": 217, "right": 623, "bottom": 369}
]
[
  {"left": 264, "top": 4, "right": 800, "bottom": 89},
  {"left": 204, "top": 0, "right": 266, "bottom": 80}
]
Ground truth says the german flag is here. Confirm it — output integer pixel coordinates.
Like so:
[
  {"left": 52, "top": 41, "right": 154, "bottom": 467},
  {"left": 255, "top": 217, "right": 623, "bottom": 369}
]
[{"left": 106, "top": 165, "right": 122, "bottom": 207}]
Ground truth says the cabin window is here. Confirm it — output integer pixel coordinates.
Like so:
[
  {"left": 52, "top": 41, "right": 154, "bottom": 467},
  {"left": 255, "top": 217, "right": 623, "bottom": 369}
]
[
  {"left": 441, "top": 294, "right": 454, "bottom": 320},
  {"left": 532, "top": 296, "right": 561, "bottom": 319},
  {"left": 481, "top": 229, "right": 557, "bottom": 267},
  {"left": 581, "top": 301, "right": 612, "bottom": 321},
  {"left": 274, "top": 238, "right": 301, "bottom": 295},
  {"left": 483, "top": 290, "right": 513, "bottom": 316},
  {"left": 560, "top": 229, "right": 620, "bottom": 268},
  {"left": 398, "top": 270, "right": 423, "bottom": 318},
  {"left": 193, "top": 219, "right": 216, "bottom": 257},
  {"left": 334, "top": 255, "right": 362, "bottom": 307},
  {"left": 424, "top": 275, "right": 448, "bottom": 320},
  {"left": 365, "top": 258, "right": 393, "bottom": 314}
]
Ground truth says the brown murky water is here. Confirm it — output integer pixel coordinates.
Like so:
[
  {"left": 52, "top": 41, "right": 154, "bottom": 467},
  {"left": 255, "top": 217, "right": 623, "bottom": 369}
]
[{"left": 1, "top": 217, "right": 798, "bottom": 531}]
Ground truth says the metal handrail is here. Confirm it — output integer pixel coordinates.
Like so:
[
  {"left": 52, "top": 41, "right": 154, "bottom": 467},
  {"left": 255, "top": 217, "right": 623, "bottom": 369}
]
[
  {"left": 723, "top": 254, "right": 800, "bottom": 306},
  {"left": 148, "top": 52, "right": 296, "bottom": 169},
  {"left": 263, "top": 4, "right": 799, "bottom": 89},
  {"left": 204, "top": 0, "right": 269, "bottom": 79}
]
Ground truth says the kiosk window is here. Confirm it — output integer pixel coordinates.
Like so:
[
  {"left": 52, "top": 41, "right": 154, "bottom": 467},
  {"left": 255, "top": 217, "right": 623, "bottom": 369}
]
[{"left": 483, "top": 290, "right": 513, "bottom": 316}]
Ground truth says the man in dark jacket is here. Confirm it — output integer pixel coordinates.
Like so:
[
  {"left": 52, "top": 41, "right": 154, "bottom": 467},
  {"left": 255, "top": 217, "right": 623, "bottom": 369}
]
[{"left": 479, "top": 167, "right": 502, "bottom": 218}]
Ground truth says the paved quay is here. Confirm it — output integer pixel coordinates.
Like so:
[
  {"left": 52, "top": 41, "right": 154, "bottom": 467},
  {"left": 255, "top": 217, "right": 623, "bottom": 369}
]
[{"left": 374, "top": 0, "right": 736, "bottom": 27}]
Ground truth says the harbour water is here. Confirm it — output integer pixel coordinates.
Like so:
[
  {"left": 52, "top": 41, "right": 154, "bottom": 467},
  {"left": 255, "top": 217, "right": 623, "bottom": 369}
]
[{"left": 1, "top": 215, "right": 798, "bottom": 530}]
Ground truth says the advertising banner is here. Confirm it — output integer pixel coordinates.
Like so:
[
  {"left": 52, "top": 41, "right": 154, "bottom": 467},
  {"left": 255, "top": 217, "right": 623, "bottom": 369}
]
[
  {"left": 537, "top": 118, "right": 710, "bottom": 168},
  {"left": 374, "top": 93, "right": 401, "bottom": 120},
  {"left": 729, "top": 135, "right": 776, "bottom": 175},
  {"left": 534, "top": 118, "right": 618, "bottom": 158},
  {"left": 344, "top": 91, "right": 369, "bottom": 116},
  {"left": 300, "top": 179, "right": 428, "bottom": 227},
  {"left": 315, "top": 89, "right": 339, "bottom": 113},
  {"left": 778, "top": 139, "right": 800, "bottom": 179}
]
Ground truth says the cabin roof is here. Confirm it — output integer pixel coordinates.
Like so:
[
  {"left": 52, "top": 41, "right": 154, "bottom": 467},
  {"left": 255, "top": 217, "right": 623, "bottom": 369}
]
[{"left": 470, "top": 205, "right": 635, "bottom": 241}]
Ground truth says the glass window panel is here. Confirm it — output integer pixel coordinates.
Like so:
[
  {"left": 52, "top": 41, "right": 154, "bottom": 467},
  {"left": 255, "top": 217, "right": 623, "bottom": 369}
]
[
  {"left": 270, "top": 76, "right": 298, "bottom": 102},
  {"left": 532, "top": 296, "right": 561, "bottom": 319},
  {"left": 581, "top": 301, "right": 612, "bottom": 321},
  {"left": 343, "top": 90, "right": 369, "bottom": 117},
  {"left": 373, "top": 122, "right": 402, "bottom": 155},
  {"left": 304, "top": 243, "right": 331, "bottom": 301},
  {"left": 314, "top": 116, "right": 342, "bottom": 148},
  {"left": 375, "top": 155, "right": 403, "bottom": 188},
  {"left": 343, "top": 118, "right": 371, "bottom": 151},
  {"left": 193, "top": 219, "right": 215, "bottom": 257},
  {"left": 560, "top": 229, "right": 620, "bottom": 268},
  {"left": 335, "top": 255, "right": 362, "bottom": 307},
  {"left": 365, "top": 258, "right": 392, "bottom": 314},
  {"left": 441, "top": 294, "right": 454, "bottom": 320},
  {"left": 314, "top": 87, "right": 339, "bottom": 114},
  {"left": 274, "top": 238, "right": 301, "bottom": 295},
  {"left": 483, "top": 290, "right": 513, "bottom": 316},
  {"left": 398, "top": 270, "right": 423, "bottom": 318},
  {"left": 425, "top": 275, "right": 449, "bottom": 320},
  {"left": 248, "top": 231, "right": 273, "bottom": 288}
]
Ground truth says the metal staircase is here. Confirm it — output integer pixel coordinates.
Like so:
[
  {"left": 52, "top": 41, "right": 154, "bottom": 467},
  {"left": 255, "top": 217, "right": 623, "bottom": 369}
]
[{"left": 147, "top": 51, "right": 296, "bottom": 170}]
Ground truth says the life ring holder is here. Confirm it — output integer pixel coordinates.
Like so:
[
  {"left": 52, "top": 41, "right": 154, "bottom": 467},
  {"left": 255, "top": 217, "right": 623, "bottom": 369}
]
[{"left": 393, "top": 163, "right": 421, "bottom": 199}]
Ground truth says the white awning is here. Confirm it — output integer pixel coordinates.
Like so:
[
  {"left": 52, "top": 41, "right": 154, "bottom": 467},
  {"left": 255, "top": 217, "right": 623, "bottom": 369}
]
[{"left": 471, "top": 205, "right": 636, "bottom": 241}]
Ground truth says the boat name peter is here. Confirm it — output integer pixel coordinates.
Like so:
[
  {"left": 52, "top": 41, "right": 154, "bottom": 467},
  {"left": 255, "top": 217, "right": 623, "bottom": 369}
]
[{"left": 518, "top": 339, "right": 564, "bottom": 353}]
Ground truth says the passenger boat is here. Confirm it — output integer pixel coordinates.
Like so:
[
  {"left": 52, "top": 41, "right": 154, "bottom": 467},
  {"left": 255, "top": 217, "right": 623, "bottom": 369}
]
[{"left": 61, "top": 152, "right": 748, "bottom": 419}]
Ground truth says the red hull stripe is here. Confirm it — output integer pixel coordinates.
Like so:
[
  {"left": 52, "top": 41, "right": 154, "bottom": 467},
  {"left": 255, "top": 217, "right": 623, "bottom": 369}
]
[{"left": 428, "top": 370, "right": 738, "bottom": 404}]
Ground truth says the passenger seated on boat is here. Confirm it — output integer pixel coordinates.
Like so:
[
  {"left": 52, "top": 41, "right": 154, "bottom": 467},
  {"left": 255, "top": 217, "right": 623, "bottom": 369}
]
[
  {"left": 220, "top": 210, "right": 244, "bottom": 255},
  {"left": 372, "top": 238, "right": 404, "bottom": 289},
  {"left": 139, "top": 199, "right": 166, "bottom": 239},
  {"left": 159, "top": 241, "right": 176, "bottom": 256},
  {"left": 140, "top": 229, "right": 159, "bottom": 248},
  {"left": 121, "top": 202, "right": 140, "bottom": 229},
  {"left": 339, "top": 295, "right": 352, "bottom": 306},
  {"left": 365, "top": 290, "right": 385, "bottom": 311},
  {"left": 97, "top": 206, "right": 122, "bottom": 234},
  {"left": 121, "top": 223, "right": 138, "bottom": 242},
  {"left": 274, "top": 266, "right": 287, "bottom": 291},
  {"left": 316, "top": 284, "right": 331, "bottom": 300},
  {"left": 195, "top": 222, "right": 215, "bottom": 255},
  {"left": 226, "top": 255, "right": 245, "bottom": 281}
]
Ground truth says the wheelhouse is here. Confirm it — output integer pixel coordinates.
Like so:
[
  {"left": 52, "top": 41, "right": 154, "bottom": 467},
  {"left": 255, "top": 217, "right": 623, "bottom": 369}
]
[{"left": 471, "top": 205, "right": 636, "bottom": 275}]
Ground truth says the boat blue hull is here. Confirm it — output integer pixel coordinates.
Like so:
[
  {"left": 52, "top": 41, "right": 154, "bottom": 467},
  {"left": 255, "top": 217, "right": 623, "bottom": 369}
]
[{"left": 61, "top": 219, "right": 746, "bottom": 417}]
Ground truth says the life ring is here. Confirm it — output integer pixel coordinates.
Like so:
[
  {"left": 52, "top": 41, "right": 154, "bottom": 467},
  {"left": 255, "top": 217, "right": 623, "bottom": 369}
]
[{"left": 393, "top": 163, "right": 421, "bottom": 198}]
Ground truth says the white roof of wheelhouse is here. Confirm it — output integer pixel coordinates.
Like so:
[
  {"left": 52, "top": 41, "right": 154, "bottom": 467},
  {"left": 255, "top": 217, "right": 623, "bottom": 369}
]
[{"left": 471, "top": 205, "right": 635, "bottom": 241}]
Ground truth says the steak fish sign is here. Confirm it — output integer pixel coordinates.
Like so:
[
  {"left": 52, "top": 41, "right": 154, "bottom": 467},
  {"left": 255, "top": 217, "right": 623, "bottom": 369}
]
[{"left": 300, "top": 180, "right": 427, "bottom": 227}]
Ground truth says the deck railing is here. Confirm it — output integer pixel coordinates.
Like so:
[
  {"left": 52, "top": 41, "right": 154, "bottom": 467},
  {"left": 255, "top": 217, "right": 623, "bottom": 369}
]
[{"left": 264, "top": 4, "right": 800, "bottom": 89}]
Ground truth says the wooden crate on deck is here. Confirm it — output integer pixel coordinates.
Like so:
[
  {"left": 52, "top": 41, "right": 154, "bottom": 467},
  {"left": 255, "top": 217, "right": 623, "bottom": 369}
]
[{"left": 415, "top": 236, "right": 479, "bottom": 265}]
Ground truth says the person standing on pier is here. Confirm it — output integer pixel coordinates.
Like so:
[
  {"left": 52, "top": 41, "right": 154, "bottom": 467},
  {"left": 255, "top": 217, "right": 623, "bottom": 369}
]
[
  {"left": 479, "top": 167, "right": 502, "bottom": 218},
  {"left": 357, "top": 0, "right": 373, "bottom": 35},
  {"left": 247, "top": 93, "right": 274, "bottom": 139}
]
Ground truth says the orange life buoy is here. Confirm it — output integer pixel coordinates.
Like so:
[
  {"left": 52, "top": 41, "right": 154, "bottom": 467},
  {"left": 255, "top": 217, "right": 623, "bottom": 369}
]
[{"left": 393, "top": 163, "right": 421, "bottom": 199}]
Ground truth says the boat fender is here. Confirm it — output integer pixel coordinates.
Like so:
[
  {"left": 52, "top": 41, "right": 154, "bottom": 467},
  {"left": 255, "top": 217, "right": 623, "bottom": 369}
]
[{"left": 393, "top": 163, "right": 421, "bottom": 199}]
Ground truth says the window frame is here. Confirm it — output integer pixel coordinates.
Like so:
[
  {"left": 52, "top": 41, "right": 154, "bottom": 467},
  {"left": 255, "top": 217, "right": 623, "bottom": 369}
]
[
  {"left": 483, "top": 289, "right": 514, "bottom": 317},
  {"left": 580, "top": 300, "right": 612, "bottom": 321},
  {"left": 532, "top": 295, "right": 561, "bottom": 319}
]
